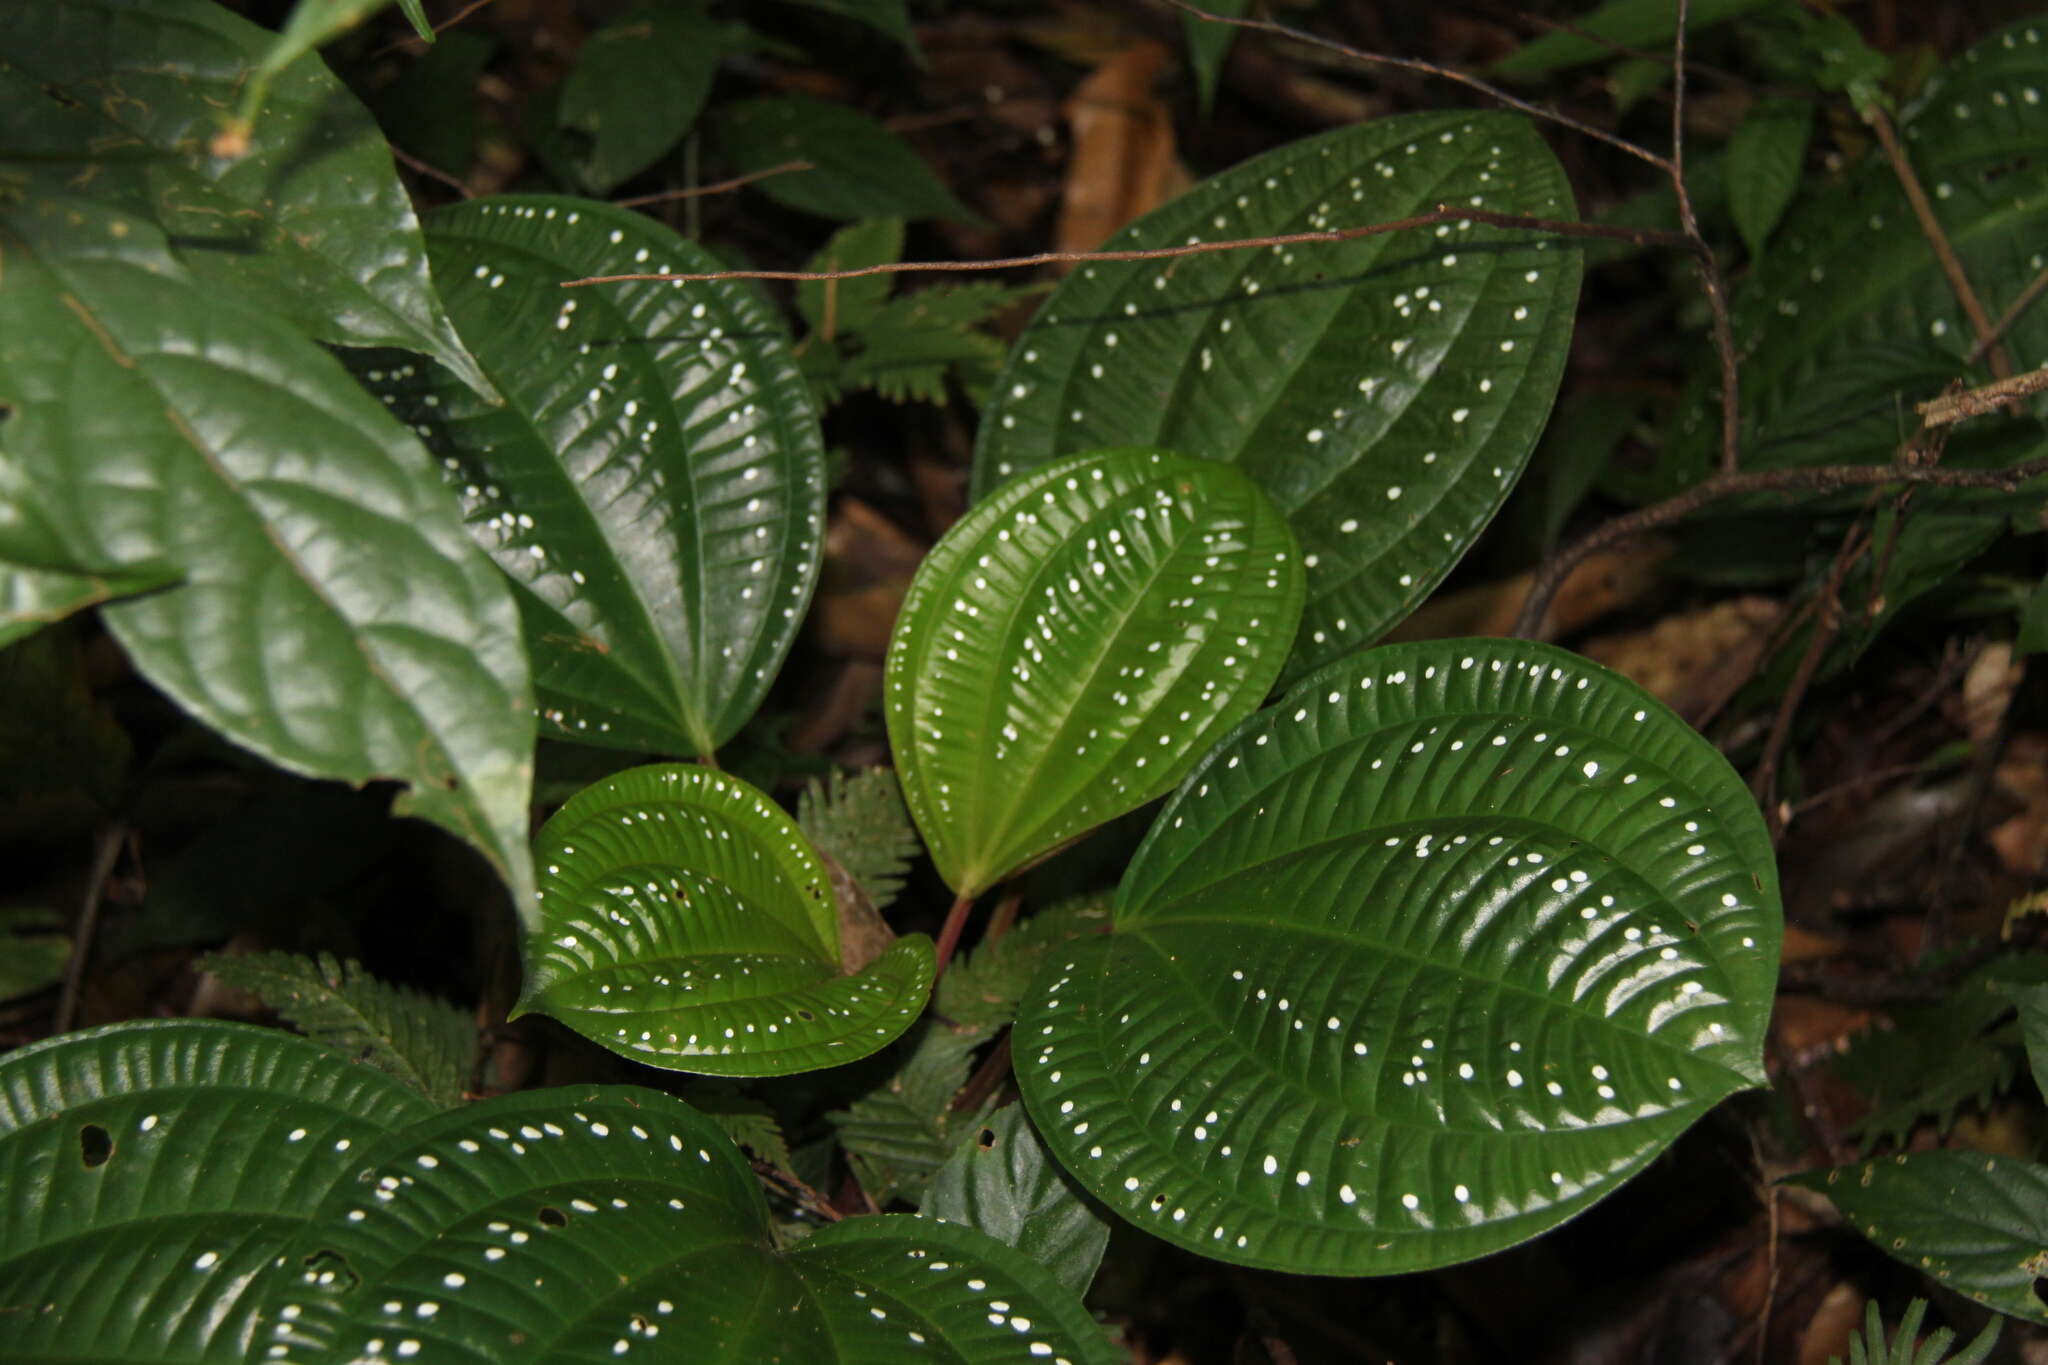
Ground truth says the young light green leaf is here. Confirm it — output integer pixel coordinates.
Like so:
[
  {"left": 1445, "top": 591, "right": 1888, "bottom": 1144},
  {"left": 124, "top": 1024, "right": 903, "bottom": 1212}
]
[
  {"left": 714, "top": 94, "right": 979, "bottom": 222},
  {"left": 0, "top": 1020, "right": 436, "bottom": 1365},
  {"left": 1017, "top": 637, "right": 1781, "bottom": 1275},
  {"left": 888, "top": 448, "right": 1305, "bottom": 899},
  {"left": 1794, "top": 1151, "right": 2048, "bottom": 1325},
  {"left": 516, "top": 764, "right": 934, "bottom": 1076},
  {"left": 354, "top": 195, "right": 828, "bottom": 761},
  {"left": 797, "top": 768, "right": 922, "bottom": 911},
  {"left": 925, "top": 1103, "right": 1112, "bottom": 1297},
  {"left": 199, "top": 951, "right": 477, "bottom": 1108},
  {"left": 1, "top": 0, "right": 489, "bottom": 396},
  {"left": 972, "top": 111, "right": 1581, "bottom": 677},
  {"left": 1728, "top": 96, "right": 1814, "bottom": 259},
  {"left": 559, "top": 2, "right": 722, "bottom": 192},
  {"left": 0, "top": 198, "right": 538, "bottom": 926}
]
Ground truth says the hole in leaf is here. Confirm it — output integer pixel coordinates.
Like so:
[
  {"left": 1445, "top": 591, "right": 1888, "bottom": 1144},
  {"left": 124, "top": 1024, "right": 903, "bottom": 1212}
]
[
  {"left": 79, "top": 1124, "right": 111, "bottom": 1168},
  {"left": 537, "top": 1205, "right": 568, "bottom": 1228},
  {"left": 443, "top": 776, "right": 459, "bottom": 791},
  {"left": 796, "top": 1009, "right": 816, "bottom": 1022},
  {"left": 975, "top": 1127, "right": 997, "bottom": 1152},
  {"left": 2034, "top": 1276, "right": 2048, "bottom": 1308},
  {"left": 300, "top": 1249, "right": 360, "bottom": 1291}
]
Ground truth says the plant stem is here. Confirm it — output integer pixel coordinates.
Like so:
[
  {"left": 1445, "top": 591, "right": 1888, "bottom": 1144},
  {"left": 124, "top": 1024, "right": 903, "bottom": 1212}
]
[
  {"left": 55, "top": 824, "right": 123, "bottom": 1034},
  {"left": 932, "top": 890, "right": 978, "bottom": 979}
]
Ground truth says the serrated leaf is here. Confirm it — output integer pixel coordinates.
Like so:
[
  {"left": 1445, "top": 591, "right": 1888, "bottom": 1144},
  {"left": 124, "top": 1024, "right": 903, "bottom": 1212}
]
[
  {"left": 714, "top": 94, "right": 978, "bottom": 223},
  {"left": 798, "top": 219, "right": 905, "bottom": 336},
  {"left": 517, "top": 763, "right": 933, "bottom": 1076},
  {"left": 1835, "top": 1299, "right": 2001, "bottom": 1365},
  {"left": 937, "top": 895, "right": 1113, "bottom": 1034},
  {"left": 0, "top": 197, "right": 538, "bottom": 927},
  {"left": 1017, "top": 637, "right": 1781, "bottom": 1275},
  {"left": 833, "top": 1019, "right": 994, "bottom": 1207},
  {"left": 1793, "top": 1151, "right": 2048, "bottom": 1325},
  {"left": 1491, "top": 0, "right": 1778, "bottom": 77},
  {"left": 925, "top": 1103, "right": 1111, "bottom": 1296},
  {"left": 798, "top": 768, "right": 922, "bottom": 910},
  {"left": 0, "top": 0, "right": 490, "bottom": 396},
  {"left": 353, "top": 195, "right": 827, "bottom": 760},
  {"left": 199, "top": 951, "right": 477, "bottom": 1107},
  {"left": 680, "top": 1082, "right": 794, "bottom": 1173},
  {"left": 972, "top": 111, "right": 1581, "bottom": 677},
  {"left": 1728, "top": 96, "right": 1813, "bottom": 259},
  {"left": 559, "top": 2, "right": 721, "bottom": 192},
  {"left": 0, "top": 1020, "right": 436, "bottom": 1365},
  {"left": 888, "top": 448, "right": 1305, "bottom": 898}
]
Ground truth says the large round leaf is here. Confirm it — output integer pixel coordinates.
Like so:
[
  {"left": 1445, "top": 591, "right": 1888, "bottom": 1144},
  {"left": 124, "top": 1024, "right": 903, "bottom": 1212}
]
[
  {"left": 264, "top": 1086, "right": 1117, "bottom": 1365},
  {"left": 354, "top": 194, "right": 827, "bottom": 760},
  {"left": 886, "top": 448, "right": 1304, "bottom": 898},
  {"left": 1015, "top": 638, "right": 1780, "bottom": 1275},
  {"left": 0, "top": 196, "right": 538, "bottom": 924},
  {"left": 971, "top": 112, "right": 1581, "bottom": 676},
  {"left": 0, "top": 1020, "right": 435, "bottom": 1364},
  {"left": 515, "top": 764, "right": 934, "bottom": 1075}
]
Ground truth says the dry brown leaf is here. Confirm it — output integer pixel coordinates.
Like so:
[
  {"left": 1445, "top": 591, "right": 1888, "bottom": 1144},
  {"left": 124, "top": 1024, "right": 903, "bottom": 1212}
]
[
  {"left": 1581, "top": 595, "right": 1782, "bottom": 719},
  {"left": 1056, "top": 39, "right": 1186, "bottom": 262},
  {"left": 812, "top": 499, "right": 928, "bottom": 660},
  {"left": 1796, "top": 1282, "right": 1864, "bottom": 1365},
  {"left": 1955, "top": 640, "right": 2020, "bottom": 744},
  {"left": 1387, "top": 540, "right": 1671, "bottom": 643}
]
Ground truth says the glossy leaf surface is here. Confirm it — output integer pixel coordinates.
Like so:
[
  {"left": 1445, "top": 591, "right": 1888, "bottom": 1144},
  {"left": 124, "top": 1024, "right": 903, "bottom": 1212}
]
[
  {"left": 1794, "top": 1151, "right": 2048, "bottom": 1324},
  {"left": 270, "top": 1088, "right": 1116, "bottom": 1365},
  {"left": 887, "top": 449, "right": 1304, "bottom": 898},
  {"left": 973, "top": 112, "right": 1580, "bottom": 676},
  {"left": 0, "top": 198, "right": 538, "bottom": 923},
  {"left": 355, "top": 195, "right": 827, "bottom": 759},
  {"left": 558, "top": 2, "right": 720, "bottom": 192},
  {"left": 0, "top": 1021, "right": 434, "bottom": 1364},
  {"left": 516, "top": 764, "right": 933, "bottom": 1075},
  {"left": 1017, "top": 638, "right": 1780, "bottom": 1275},
  {"left": 0, "top": 0, "right": 488, "bottom": 395},
  {"left": 925, "top": 1103, "right": 1112, "bottom": 1296}
]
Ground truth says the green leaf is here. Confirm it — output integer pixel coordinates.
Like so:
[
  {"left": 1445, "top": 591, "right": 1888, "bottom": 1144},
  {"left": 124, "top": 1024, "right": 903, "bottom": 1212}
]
[
  {"left": 1181, "top": 0, "right": 1248, "bottom": 115},
  {"left": 0, "top": 198, "right": 538, "bottom": 926},
  {"left": 0, "top": 0, "right": 490, "bottom": 397},
  {"left": 267, "top": 1085, "right": 1112, "bottom": 1364},
  {"left": 937, "top": 894, "right": 1113, "bottom": 1034},
  {"left": 353, "top": 195, "right": 828, "bottom": 760},
  {"left": 0, "top": 1019, "right": 436, "bottom": 1365},
  {"left": 199, "top": 951, "right": 477, "bottom": 1108},
  {"left": 798, "top": 768, "right": 923, "bottom": 911},
  {"left": 0, "top": 908, "right": 70, "bottom": 1003},
  {"left": 925, "top": 1103, "right": 1112, "bottom": 1297},
  {"left": 396, "top": 0, "right": 430, "bottom": 40},
  {"left": 798, "top": 219, "right": 905, "bottom": 335},
  {"left": 559, "top": 2, "right": 722, "bottom": 192},
  {"left": 516, "top": 763, "right": 934, "bottom": 1076},
  {"left": 0, "top": 451, "right": 182, "bottom": 647},
  {"left": 714, "top": 94, "right": 979, "bottom": 223},
  {"left": 680, "top": 1081, "right": 794, "bottom": 1173},
  {"left": 253, "top": 0, "right": 398, "bottom": 90},
  {"left": 972, "top": 111, "right": 1581, "bottom": 677},
  {"left": 780, "top": 0, "right": 921, "bottom": 54},
  {"left": 833, "top": 1018, "right": 995, "bottom": 1207},
  {"left": 2019, "top": 575, "right": 2048, "bottom": 657},
  {"left": 2004, "top": 980, "right": 2048, "bottom": 1105},
  {"left": 1834, "top": 1299, "right": 2001, "bottom": 1365},
  {"left": 1491, "top": 0, "right": 1779, "bottom": 77},
  {"left": 1728, "top": 96, "right": 1814, "bottom": 259},
  {"left": 1017, "top": 637, "right": 1780, "bottom": 1275},
  {"left": 0, "top": 624, "right": 130, "bottom": 810},
  {"left": 888, "top": 448, "right": 1305, "bottom": 898},
  {"left": 1793, "top": 1151, "right": 2048, "bottom": 1325},
  {"left": 371, "top": 30, "right": 496, "bottom": 179}
]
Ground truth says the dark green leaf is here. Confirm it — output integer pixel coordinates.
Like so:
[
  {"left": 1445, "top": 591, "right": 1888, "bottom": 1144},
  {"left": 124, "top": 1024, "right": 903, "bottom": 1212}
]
[
  {"left": 798, "top": 768, "right": 923, "bottom": 911},
  {"left": 2019, "top": 575, "right": 2048, "bottom": 657},
  {"left": 925, "top": 1103, "right": 1112, "bottom": 1296},
  {"left": 680, "top": 1081, "right": 794, "bottom": 1173},
  {"left": 1018, "top": 638, "right": 1780, "bottom": 1275},
  {"left": 888, "top": 448, "right": 1304, "bottom": 898},
  {"left": 0, "top": 198, "right": 538, "bottom": 926},
  {"left": 2005, "top": 981, "right": 2048, "bottom": 1105},
  {"left": 1728, "top": 96, "right": 1814, "bottom": 259},
  {"left": 0, "top": 908, "right": 69, "bottom": 1003},
  {"left": 1181, "top": 0, "right": 1248, "bottom": 115},
  {"left": 0, "top": 1020, "right": 435, "bottom": 1365},
  {"left": 559, "top": 2, "right": 722, "bottom": 192},
  {"left": 355, "top": 195, "right": 828, "bottom": 760},
  {"left": 779, "top": 0, "right": 920, "bottom": 54},
  {"left": 937, "top": 895, "right": 1113, "bottom": 1034},
  {"left": 833, "top": 1019, "right": 994, "bottom": 1206},
  {"left": 371, "top": 30, "right": 495, "bottom": 179},
  {"left": 1834, "top": 1299, "right": 2000, "bottom": 1365},
  {"left": 0, "top": 0, "right": 490, "bottom": 396},
  {"left": 0, "top": 453, "right": 182, "bottom": 647},
  {"left": 516, "top": 763, "right": 934, "bottom": 1076},
  {"left": 715, "top": 94, "right": 978, "bottom": 222},
  {"left": 0, "top": 625, "right": 129, "bottom": 809},
  {"left": 972, "top": 111, "right": 1581, "bottom": 677},
  {"left": 199, "top": 951, "right": 477, "bottom": 1108},
  {"left": 798, "top": 219, "right": 905, "bottom": 335},
  {"left": 1793, "top": 1150, "right": 2048, "bottom": 1325},
  {"left": 1491, "top": 0, "right": 1779, "bottom": 77}
]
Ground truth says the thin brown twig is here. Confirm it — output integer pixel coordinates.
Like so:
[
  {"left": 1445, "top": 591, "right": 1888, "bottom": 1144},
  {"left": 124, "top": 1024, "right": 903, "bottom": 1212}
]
[
  {"left": 1153, "top": 0, "right": 1674, "bottom": 174},
  {"left": 612, "top": 161, "right": 814, "bottom": 210},
  {"left": 1969, "top": 264, "right": 2048, "bottom": 365},
  {"left": 1663, "top": 0, "right": 1742, "bottom": 476},
  {"left": 1865, "top": 104, "right": 2013, "bottom": 381},
  {"left": 1752, "top": 524, "right": 1871, "bottom": 839},
  {"left": 374, "top": 0, "right": 497, "bottom": 56},
  {"left": 388, "top": 144, "right": 473, "bottom": 199},
  {"left": 752, "top": 1159, "right": 844, "bottom": 1223},
  {"left": 55, "top": 825, "right": 124, "bottom": 1034},
  {"left": 563, "top": 206, "right": 1691, "bottom": 286},
  {"left": 1917, "top": 364, "right": 2048, "bottom": 425}
]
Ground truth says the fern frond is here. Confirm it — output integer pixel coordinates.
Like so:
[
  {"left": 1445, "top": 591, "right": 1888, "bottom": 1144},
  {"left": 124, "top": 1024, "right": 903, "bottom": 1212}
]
[
  {"left": 798, "top": 768, "right": 921, "bottom": 911},
  {"left": 1833, "top": 1298, "right": 1999, "bottom": 1365}
]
